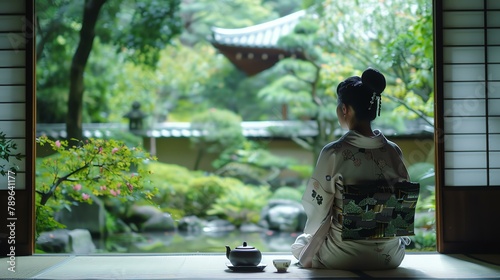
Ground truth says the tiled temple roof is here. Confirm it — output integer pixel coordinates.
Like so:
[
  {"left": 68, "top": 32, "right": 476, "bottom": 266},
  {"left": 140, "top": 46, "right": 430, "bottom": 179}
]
[
  {"left": 36, "top": 121, "right": 319, "bottom": 139},
  {"left": 36, "top": 119, "right": 433, "bottom": 140},
  {"left": 210, "top": 10, "right": 307, "bottom": 75},
  {"left": 211, "top": 10, "right": 306, "bottom": 48}
]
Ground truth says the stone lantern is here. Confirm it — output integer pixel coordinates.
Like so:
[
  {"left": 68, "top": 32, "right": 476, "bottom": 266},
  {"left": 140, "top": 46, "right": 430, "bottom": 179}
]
[{"left": 123, "top": 101, "right": 146, "bottom": 131}]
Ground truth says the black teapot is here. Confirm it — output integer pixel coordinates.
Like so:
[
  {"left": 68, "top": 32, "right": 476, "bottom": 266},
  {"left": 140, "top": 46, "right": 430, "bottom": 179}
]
[{"left": 225, "top": 241, "right": 262, "bottom": 266}]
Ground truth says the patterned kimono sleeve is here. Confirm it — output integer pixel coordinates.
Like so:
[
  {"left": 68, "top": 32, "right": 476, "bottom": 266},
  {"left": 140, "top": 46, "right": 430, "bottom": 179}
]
[{"left": 301, "top": 146, "right": 338, "bottom": 235}]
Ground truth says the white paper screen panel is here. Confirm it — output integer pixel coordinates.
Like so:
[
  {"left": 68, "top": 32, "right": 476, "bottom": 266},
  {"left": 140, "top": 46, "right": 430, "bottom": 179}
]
[
  {"left": 0, "top": 3, "right": 27, "bottom": 190},
  {"left": 443, "top": 0, "right": 500, "bottom": 10},
  {"left": 442, "top": 0, "right": 499, "bottom": 187},
  {"left": 443, "top": 65, "right": 485, "bottom": 82},
  {"left": 445, "top": 170, "right": 488, "bottom": 186},
  {"left": 443, "top": 100, "right": 485, "bottom": 117},
  {"left": 443, "top": 46, "right": 500, "bottom": 64},
  {"left": 445, "top": 135, "right": 487, "bottom": 151},
  {"left": 445, "top": 152, "right": 486, "bottom": 169},
  {"left": 443, "top": 0, "right": 483, "bottom": 10},
  {"left": 443, "top": 29, "right": 484, "bottom": 45},
  {"left": 443, "top": 47, "right": 484, "bottom": 63},
  {"left": 487, "top": 29, "right": 500, "bottom": 45},
  {"left": 443, "top": 82, "right": 485, "bottom": 99},
  {"left": 443, "top": 12, "right": 484, "bottom": 28},
  {"left": 444, "top": 117, "right": 486, "bottom": 134}
]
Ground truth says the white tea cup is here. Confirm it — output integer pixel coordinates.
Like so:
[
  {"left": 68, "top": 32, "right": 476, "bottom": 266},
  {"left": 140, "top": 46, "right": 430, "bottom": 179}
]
[{"left": 273, "top": 259, "right": 291, "bottom": 273}]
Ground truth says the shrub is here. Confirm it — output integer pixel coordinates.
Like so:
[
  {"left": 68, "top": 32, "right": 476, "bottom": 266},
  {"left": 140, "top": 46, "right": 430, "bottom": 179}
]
[
  {"left": 184, "top": 176, "right": 238, "bottom": 218},
  {"left": 208, "top": 184, "right": 272, "bottom": 226},
  {"left": 271, "top": 186, "right": 302, "bottom": 202},
  {"left": 35, "top": 136, "right": 156, "bottom": 237},
  {"left": 190, "top": 108, "right": 246, "bottom": 170},
  {"left": 144, "top": 161, "right": 202, "bottom": 218}
]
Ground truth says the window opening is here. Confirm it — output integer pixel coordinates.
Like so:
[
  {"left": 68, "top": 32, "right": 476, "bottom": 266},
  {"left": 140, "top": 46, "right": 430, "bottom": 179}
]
[{"left": 33, "top": 0, "right": 435, "bottom": 254}]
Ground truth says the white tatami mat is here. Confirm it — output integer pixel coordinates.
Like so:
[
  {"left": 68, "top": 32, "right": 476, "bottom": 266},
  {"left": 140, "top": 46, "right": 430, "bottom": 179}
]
[{"left": 1, "top": 253, "right": 499, "bottom": 279}]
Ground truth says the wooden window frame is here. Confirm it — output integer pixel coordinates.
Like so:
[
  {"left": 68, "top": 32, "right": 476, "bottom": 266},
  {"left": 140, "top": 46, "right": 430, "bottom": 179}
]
[{"left": 2, "top": 0, "right": 500, "bottom": 256}]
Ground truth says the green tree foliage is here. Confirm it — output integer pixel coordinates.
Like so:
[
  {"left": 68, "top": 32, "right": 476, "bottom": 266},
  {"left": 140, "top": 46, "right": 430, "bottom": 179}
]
[
  {"left": 117, "top": 0, "right": 182, "bottom": 66},
  {"left": 179, "top": 0, "right": 278, "bottom": 46},
  {"left": 176, "top": 0, "right": 300, "bottom": 121},
  {"left": 36, "top": 0, "right": 182, "bottom": 140},
  {"left": 257, "top": 0, "right": 433, "bottom": 161},
  {"left": 36, "top": 136, "right": 156, "bottom": 236},
  {"left": 318, "top": 0, "right": 434, "bottom": 123},
  {"left": 184, "top": 176, "right": 231, "bottom": 218},
  {"left": 36, "top": 0, "right": 299, "bottom": 126},
  {"left": 208, "top": 184, "right": 272, "bottom": 227},
  {"left": 189, "top": 109, "right": 246, "bottom": 170},
  {"left": 258, "top": 17, "right": 342, "bottom": 159}
]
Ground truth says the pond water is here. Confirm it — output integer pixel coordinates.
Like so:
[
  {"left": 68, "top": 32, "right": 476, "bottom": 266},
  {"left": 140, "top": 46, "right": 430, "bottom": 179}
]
[{"left": 96, "top": 230, "right": 299, "bottom": 253}]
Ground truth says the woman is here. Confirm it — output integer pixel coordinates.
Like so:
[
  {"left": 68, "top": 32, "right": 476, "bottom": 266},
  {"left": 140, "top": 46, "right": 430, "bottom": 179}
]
[{"left": 291, "top": 68, "right": 410, "bottom": 270}]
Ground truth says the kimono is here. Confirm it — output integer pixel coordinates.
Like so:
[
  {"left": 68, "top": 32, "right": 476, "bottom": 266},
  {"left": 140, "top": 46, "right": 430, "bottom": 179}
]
[{"left": 291, "top": 129, "right": 410, "bottom": 270}]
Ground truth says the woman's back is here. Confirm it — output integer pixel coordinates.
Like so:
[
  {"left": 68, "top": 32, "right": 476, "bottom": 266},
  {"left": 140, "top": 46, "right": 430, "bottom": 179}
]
[
  {"left": 292, "top": 68, "right": 412, "bottom": 270},
  {"left": 311, "top": 130, "right": 410, "bottom": 269}
]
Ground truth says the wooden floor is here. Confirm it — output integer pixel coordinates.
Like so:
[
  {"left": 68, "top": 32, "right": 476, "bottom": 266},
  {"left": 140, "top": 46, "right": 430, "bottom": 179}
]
[{"left": 1, "top": 253, "right": 499, "bottom": 279}]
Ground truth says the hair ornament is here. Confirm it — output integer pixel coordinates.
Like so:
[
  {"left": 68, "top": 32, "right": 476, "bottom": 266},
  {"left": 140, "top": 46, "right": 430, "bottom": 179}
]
[
  {"left": 377, "top": 95, "right": 382, "bottom": 116},
  {"left": 368, "top": 92, "right": 382, "bottom": 116},
  {"left": 368, "top": 92, "right": 377, "bottom": 110},
  {"left": 362, "top": 68, "right": 385, "bottom": 117}
]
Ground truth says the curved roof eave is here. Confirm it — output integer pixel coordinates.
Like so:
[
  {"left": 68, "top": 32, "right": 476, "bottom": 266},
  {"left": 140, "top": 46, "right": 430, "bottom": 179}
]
[{"left": 211, "top": 10, "right": 306, "bottom": 48}]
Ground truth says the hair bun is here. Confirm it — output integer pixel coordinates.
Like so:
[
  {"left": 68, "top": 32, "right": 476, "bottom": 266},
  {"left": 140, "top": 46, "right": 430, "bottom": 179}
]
[{"left": 361, "top": 68, "right": 386, "bottom": 95}]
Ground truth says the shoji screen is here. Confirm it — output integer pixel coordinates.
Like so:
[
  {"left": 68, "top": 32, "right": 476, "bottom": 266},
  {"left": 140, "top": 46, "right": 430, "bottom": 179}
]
[
  {"left": 436, "top": 0, "right": 500, "bottom": 253},
  {"left": 0, "top": 0, "right": 35, "bottom": 256},
  {"left": 442, "top": 0, "right": 500, "bottom": 186}
]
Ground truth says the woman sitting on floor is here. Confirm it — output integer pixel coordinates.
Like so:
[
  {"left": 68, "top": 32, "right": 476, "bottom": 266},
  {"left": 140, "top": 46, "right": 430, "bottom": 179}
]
[{"left": 291, "top": 68, "right": 411, "bottom": 270}]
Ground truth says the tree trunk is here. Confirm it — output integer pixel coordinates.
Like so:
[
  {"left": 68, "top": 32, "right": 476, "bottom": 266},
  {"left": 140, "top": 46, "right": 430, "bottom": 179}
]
[{"left": 66, "top": 0, "right": 107, "bottom": 141}]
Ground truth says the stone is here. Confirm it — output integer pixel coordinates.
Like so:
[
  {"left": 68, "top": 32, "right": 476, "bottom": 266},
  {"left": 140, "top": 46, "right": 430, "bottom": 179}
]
[
  {"left": 259, "top": 199, "right": 306, "bottom": 232},
  {"left": 36, "top": 229, "right": 71, "bottom": 253},
  {"left": 178, "top": 215, "right": 204, "bottom": 233},
  {"left": 142, "top": 213, "right": 176, "bottom": 232},
  {"left": 68, "top": 229, "right": 96, "bottom": 254},
  {"left": 125, "top": 205, "right": 163, "bottom": 226},
  {"left": 55, "top": 196, "right": 107, "bottom": 237},
  {"left": 36, "top": 229, "right": 96, "bottom": 254},
  {"left": 203, "top": 219, "right": 236, "bottom": 234},
  {"left": 240, "top": 223, "right": 264, "bottom": 233}
]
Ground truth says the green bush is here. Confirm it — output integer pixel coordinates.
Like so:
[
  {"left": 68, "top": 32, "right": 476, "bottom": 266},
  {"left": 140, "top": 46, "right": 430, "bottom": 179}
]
[
  {"left": 410, "top": 230, "right": 436, "bottom": 251},
  {"left": 144, "top": 161, "right": 203, "bottom": 218},
  {"left": 190, "top": 108, "right": 246, "bottom": 170},
  {"left": 288, "top": 164, "right": 313, "bottom": 180},
  {"left": 271, "top": 186, "right": 302, "bottom": 202},
  {"left": 208, "top": 185, "right": 272, "bottom": 227},
  {"left": 35, "top": 137, "right": 156, "bottom": 237},
  {"left": 408, "top": 161, "right": 436, "bottom": 250},
  {"left": 144, "top": 162, "right": 246, "bottom": 220},
  {"left": 185, "top": 176, "right": 239, "bottom": 218}
]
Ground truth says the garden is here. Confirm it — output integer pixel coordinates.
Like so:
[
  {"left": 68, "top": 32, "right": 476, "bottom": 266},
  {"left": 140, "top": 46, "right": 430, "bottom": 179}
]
[{"left": 29, "top": 0, "right": 435, "bottom": 253}]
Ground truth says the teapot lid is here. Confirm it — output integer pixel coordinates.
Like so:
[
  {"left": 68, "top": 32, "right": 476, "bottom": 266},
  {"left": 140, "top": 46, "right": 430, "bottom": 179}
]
[{"left": 236, "top": 241, "right": 255, "bottom": 249}]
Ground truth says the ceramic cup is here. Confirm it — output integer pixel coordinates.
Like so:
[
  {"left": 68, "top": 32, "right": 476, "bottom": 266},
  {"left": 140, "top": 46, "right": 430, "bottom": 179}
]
[{"left": 272, "top": 259, "right": 291, "bottom": 273}]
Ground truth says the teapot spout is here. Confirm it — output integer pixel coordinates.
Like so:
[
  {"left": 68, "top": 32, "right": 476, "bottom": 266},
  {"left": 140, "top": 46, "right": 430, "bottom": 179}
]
[{"left": 225, "top": 246, "right": 231, "bottom": 259}]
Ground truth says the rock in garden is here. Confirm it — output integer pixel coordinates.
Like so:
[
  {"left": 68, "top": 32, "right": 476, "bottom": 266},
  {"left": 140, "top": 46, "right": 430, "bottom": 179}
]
[
  {"left": 36, "top": 229, "right": 96, "bottom": 254},
  {"left": 125, "top": 205, "right": 163, "bottom": 225},
  {"left": 142, "top": 213, "right": 176, "bottom": 232},
  {"left": 259, "top": 199, "right": 306, "bottom": 232},
  {"left": 178, "top": 215, "right": 204, "bottom": 233}
]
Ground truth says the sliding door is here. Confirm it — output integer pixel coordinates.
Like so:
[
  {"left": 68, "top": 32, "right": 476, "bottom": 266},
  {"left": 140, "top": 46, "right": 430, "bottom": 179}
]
[
  {"left": 435, "top": 0, "right": 500, "bottom": 253},
  {"left": 0, "top": 0, "right": 35, "bottom": 256}
]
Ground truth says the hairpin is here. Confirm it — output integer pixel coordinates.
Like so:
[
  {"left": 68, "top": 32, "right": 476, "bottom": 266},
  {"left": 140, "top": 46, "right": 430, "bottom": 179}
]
[
  {"left": 377, "top": 97, "right": 381, "bottom": 116},
  {"left": 368, "top": 92, "right": 382, "bottom": 116},
  {"left": 368, "top": 92, "right": 377, "bottom": 111}
]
